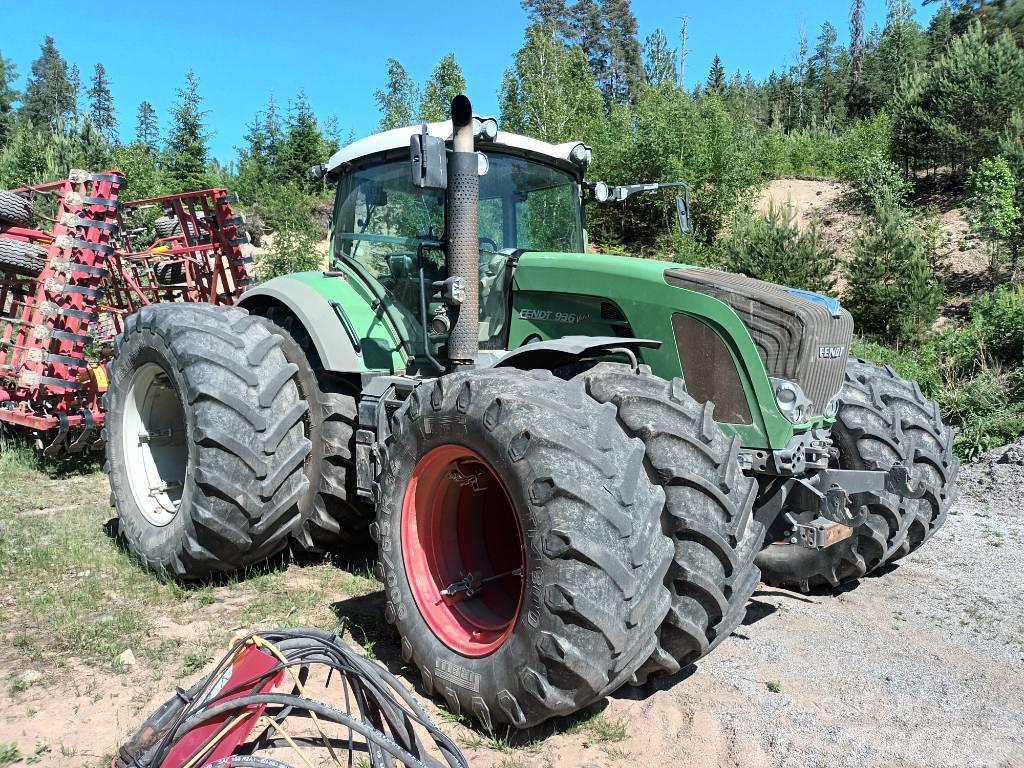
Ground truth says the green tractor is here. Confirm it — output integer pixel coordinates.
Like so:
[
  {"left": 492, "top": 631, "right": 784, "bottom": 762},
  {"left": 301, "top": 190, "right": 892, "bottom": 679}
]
[{"left": 104, "top": 95, "right": 958, "bottom": 729}]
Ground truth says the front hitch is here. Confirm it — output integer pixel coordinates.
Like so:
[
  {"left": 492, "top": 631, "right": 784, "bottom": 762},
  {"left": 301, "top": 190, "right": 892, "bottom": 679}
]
[{"left": 758, "top": 463, "right": 928, "bottom": 551}]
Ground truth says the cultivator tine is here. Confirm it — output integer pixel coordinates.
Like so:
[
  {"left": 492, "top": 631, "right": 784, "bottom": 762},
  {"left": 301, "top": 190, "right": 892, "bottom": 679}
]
[
  {"left": 42, "top": 412, "right": 70, "bottom": 457},
  {"left": 66, "top": 409, "right": 95, "bottom": 454}
]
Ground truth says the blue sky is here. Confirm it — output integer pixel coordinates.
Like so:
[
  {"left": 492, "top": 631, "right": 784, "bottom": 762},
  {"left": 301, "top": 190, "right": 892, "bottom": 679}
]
[{"left": 1, "top": 1, "right": 936, "bottom": 163}]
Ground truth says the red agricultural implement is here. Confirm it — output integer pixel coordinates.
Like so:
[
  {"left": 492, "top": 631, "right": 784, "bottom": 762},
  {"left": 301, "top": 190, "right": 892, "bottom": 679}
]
[{"left": 0, "top": 170, "right": 253, "bottom": 457}]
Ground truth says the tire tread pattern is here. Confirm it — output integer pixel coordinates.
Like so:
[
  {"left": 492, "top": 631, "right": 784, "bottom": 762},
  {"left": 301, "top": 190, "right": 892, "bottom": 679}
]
[
  {"left": 578, "top": 364, "right": 764, "bottom": 683},
  {"left": 104, "top": 303, "right": 311, "bottom": 579}
]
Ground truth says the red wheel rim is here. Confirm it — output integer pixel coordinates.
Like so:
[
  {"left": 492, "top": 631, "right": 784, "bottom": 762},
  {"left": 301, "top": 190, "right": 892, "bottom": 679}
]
[{"left": 401, "top": 445, "right": 525, "bottom": 657}]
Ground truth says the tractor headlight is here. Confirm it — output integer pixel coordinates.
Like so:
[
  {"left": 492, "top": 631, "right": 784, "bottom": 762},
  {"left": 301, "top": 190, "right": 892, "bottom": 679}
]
[
  {"left": 771, "top": 377, "right": 813, "bottom": 424},
  {"left": 473, "top": 117, "right": 498, "bottom": 142}
]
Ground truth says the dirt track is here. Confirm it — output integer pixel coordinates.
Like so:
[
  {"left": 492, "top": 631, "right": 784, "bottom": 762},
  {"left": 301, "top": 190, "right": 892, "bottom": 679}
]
[{"left": 2, "top": 442, "right": 1023, "bottom": 768}]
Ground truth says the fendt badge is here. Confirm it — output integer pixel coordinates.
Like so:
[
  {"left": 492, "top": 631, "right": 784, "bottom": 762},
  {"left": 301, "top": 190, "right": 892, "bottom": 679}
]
[{"left": 819, "top": 345, "right": 845, "bottom": 359}]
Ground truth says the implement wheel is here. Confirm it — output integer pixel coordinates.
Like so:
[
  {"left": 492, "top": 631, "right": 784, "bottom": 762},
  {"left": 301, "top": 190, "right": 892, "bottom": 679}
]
[
  {"left": 756, "top": 358, "right": 959, "bottom": 591},
  {"left": 104, "top": 303, "right": 311, "bottom": 579},
  {"left": 0, "top": 237, "right": 46, "bottom": 276},
  {"left": 0, "top": 191, "right": 33, "bottom": 227},
  {"left": 375, "top": 368, "right": 671, "bottom": 729}
]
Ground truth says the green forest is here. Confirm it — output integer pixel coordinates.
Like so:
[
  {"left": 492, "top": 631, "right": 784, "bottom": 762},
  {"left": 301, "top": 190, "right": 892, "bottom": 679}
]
[{"left": 1, "top": 0, "right": 1023, "bottom": 458}]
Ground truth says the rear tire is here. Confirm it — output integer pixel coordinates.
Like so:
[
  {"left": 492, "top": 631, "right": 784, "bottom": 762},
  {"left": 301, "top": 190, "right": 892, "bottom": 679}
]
[
  {"left": 104, "top": 303, "right": 311, "bottom": 579},
  {"left": 0, "top": 237, "right": 46, "bottom": 276},
  {"left": 375, "top": 368, "right": 672, "bottom": 729},
  {"left": 577, "top": 364, "right": 763, "bottom": 684},
  {"left": 251, "top": 306, "right": 372, "bottom": 555},
  {"left": 0, "top": 191, "right": 33, "bottom": 228},
  {"left": 756, "top": 358, "right": 959, "bottom": 590}
]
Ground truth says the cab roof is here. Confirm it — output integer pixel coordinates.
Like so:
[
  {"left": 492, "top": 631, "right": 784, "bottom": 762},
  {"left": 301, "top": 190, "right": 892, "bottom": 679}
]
[{"left": 324, "top": 118, "right": 589, "bottom": 177}]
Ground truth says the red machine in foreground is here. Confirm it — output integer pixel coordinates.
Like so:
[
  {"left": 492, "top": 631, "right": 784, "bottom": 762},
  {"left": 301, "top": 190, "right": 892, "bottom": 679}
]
[{"left": 0, "top": 171, "right": 253, "bottom": 456}]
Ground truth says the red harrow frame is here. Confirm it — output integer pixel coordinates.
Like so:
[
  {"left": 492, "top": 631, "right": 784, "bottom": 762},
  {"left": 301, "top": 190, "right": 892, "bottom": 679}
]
[{"left": 0, "top": 170, "right": 253, "bottom": 457}]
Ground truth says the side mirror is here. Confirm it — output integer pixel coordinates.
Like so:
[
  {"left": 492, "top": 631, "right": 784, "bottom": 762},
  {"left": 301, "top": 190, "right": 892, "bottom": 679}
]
[
  {"left": 675, "top": 187, "right": 692, "bottom": 235},
  {"left": 410, "top": 127, "right": 447, "bottom": 190}
]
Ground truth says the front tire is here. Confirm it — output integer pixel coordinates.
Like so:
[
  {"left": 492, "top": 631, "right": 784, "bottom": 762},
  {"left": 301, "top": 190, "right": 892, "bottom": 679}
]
[
  {"left": 577, "top": 364, "right": 763, "bottom": 684},
  {"left": 105, "top": 304, "right": 311, "bottom": 579},
  {"left": 756, "top": 358, "right": 959, "bottom": 590},
  {"left": 375, "top": 368, "right": 672, "bottom": 729}
]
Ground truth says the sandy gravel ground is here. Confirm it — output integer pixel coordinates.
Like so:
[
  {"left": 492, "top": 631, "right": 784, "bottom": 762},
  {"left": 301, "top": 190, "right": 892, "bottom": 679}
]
[{"left": 1, "top": 442, "right": 1022, "bottom": 768}]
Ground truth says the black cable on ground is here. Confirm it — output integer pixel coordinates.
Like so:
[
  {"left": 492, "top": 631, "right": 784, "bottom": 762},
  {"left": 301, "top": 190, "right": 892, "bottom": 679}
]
[{"left": 116, "top": 627, "right": 470, "bottom": 768}]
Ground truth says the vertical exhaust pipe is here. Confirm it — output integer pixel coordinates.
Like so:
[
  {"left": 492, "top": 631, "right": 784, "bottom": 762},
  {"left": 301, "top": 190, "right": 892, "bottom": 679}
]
[{"left": 446, "top": 95, "right": 479, "bottom": 366}]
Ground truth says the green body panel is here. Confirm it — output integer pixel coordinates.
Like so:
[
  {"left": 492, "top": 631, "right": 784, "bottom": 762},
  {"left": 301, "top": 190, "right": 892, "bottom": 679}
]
[
  {"left": 509, "top": 252, "right": 826, "bottom": 451},
  {"left": 293, "top": 249, "right": 828, "bottom": 451},
  {"left": 288, "top": 270, "right": 410, "bottom": 374}
]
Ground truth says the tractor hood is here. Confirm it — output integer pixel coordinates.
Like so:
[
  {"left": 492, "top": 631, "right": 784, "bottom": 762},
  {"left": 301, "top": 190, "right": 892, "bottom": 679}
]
[{"left": 506, "top": 251, "right": 852, "bottom": 452}]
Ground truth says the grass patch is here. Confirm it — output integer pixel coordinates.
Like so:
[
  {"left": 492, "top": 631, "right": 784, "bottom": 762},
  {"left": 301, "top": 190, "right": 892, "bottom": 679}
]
[
  {"left": 0, "top": 469, "right": 178, "bottom": 669},
  {"left": 0, "top": 458, "right": 388, "bottom": 677},
  {"left": 0, "top": 743, "right": 19, "bottom": 767},
  {"left": 180, "top": 649, "right": 213, "bottom": 676}
]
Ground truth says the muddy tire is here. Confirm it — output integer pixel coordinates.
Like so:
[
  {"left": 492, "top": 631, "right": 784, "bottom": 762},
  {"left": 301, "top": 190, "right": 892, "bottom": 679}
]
[
  {"left": 252, "top": 306, "right": 372, "bottom": 554},
  {"left": 0, "top": 191, "right": 33, "bottom": 227},
  {"left": 577, "top": 364, "right": 763, "bottom": 684},
  {"left": 0, "top": 237, "right": 47, "bottom": 276},
  {"left": 757, "top": 358, "right": 959, "bottom": 590},
  {"left": 104, "top": 303, "right": 311, "bottom": 579},
  {"left": 375, "top": 368, "right": 672, "bottom": 729}
]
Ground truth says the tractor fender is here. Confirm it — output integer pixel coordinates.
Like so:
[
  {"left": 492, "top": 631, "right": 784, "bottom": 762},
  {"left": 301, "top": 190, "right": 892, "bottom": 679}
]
[
  {"left": 238, "top": 276, "right": 361, "bottom": 374},
  {"left": 494, "top": 335, "right": 661, "bottom": 371}
]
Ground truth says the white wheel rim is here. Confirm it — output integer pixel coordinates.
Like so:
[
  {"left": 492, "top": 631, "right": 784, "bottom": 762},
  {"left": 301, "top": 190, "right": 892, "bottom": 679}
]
[{"left": 122, "top": 362, "right": 188, "bottom": 527}]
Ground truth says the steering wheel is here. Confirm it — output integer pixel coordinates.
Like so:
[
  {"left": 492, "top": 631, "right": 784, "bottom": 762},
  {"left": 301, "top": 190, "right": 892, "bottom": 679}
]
[{"left": 480, "top": 237, "right": 498, "bottom": 252}]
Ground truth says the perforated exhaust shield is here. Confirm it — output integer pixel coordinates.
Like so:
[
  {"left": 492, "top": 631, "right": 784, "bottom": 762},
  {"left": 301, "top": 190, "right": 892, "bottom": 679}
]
[
  {"left": 664, "top": 267, "right": 854, "bottom": 418},
  {"left": 446, "top": 151, "right": 480, "bottom": 363}
]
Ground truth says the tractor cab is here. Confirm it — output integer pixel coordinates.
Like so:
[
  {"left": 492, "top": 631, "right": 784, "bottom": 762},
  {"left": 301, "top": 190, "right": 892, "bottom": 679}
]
[
  {"left": 322, "top": 120, "right": 591, "bottom": 353},
  {"left": 319, "top": 118, "right": 689, "bottom": 359}
]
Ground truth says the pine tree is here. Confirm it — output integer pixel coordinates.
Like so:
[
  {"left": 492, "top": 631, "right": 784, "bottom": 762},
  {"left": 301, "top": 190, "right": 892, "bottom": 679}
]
[
  {"left": 720, "top": 203, "right": 835, "bottom": 293},
  {"left": 135, "top": 101, "right": 159, "bottom": 152},
  {"left": 88, "top": 63, "right": 117, "bottom": 143},
  {"left": 163, "top": 69, "right": 209, "bottom": 191},
  {"left": 0, "top": 50, "right": 18, "bottom": 147},
  {"left": 706, "top": 55, "right": 726, "bottom": 95},
  {"left": 599, "top": 0, "right": 644, "bottom": 104},
  {"left": 419, "top": 53, "right": 467, "bottom": 123},
  {"left": 22, "top": 36, "right": 77, "bottom": 130},
  {"left": 263, "top": 95, "right": 283, "bottom": 171},
  {"left": 894, "top": 22, "right": 1024, "bottom": 170},
  {"left": 874, "top": 0, "right": 927, "bottom": 105},
  {"left": 848, "top": 0, "right": 869, "bottom": 117},
  {"left": 521, "top": 0, "right": 569, "bottom": 35},
  {"left": 374, "top": 59, "right": 419, "bottom": 130},
  {"left": 643, "top": 29, "right": 677, "bottom": 86},
  {"left": 927, "top": 2, "right": 955, "bottom": 59},
  {"left": 809, "top": 21, "right": 844, "bottom": 126},
  {"left": 276, "top": 90, "right": 326, "bottom": 190},
  {"left": 845, "top": 205, "right": 942, "bottom": 342},
  {"left": 567, "top": 0, "right": 607, "bottom": 88}
]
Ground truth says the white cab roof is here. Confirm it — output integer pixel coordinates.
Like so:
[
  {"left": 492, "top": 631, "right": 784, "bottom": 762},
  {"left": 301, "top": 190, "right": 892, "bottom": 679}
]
[{"left": 325, "top": 119, "right": 587, "bottom": 175}]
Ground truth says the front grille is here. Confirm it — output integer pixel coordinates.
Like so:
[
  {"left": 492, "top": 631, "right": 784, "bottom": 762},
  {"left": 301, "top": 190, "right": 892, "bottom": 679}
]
[{"left": 664, "top": 268, "right": 853, "bottom": 417}]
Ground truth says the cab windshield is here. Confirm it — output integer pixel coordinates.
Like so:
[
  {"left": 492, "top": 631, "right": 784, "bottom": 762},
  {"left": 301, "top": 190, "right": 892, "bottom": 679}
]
[{"left": 332, "top": 151, "right": 582, "bottom": 350}]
